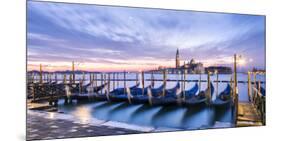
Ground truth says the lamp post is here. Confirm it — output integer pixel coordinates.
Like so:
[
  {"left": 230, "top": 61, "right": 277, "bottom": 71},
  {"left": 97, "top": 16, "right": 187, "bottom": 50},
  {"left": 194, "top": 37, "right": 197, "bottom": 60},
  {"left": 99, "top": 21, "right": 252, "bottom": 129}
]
[
  {"left": 234, "top": 54, "right": 244, "bottom": 125},
  {"left": 233, "top": 54, "right": 238, "bottom": 125}
]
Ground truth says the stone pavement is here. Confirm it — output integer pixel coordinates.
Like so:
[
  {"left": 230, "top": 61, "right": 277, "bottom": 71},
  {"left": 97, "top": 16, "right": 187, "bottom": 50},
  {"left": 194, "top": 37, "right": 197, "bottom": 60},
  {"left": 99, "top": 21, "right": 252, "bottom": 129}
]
[{"left": 27, "top": 114, "right": 142, "bottom": 140}]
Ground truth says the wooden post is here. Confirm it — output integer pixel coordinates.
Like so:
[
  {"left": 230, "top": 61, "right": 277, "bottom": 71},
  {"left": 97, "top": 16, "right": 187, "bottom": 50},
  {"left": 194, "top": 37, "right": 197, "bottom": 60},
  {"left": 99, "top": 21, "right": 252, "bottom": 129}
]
[
  {"left": 207, "top": 71, "right": 211, "bottom": 105},
  {"left": 247, "top": 71, "right": 251, "bottom": 102},
  {"left": 183, "top": 69, "right": 187, "bottom": 100},
  {"left": 199, "top": 72, "right": 201, "bottom": 92},
  {"left": 151, "top": 71, "right": 154, "bottom": 88},
  {"left": 92, "top": 73, "right": 95, "bottom": 88},
  {"left": 106, "top": 73, "right": 111, "bottom": 101},
  {"left": 49, "top": 73, "right": 52, "bottom": 83},
  {"left": 180, "top": 70, "right": 183, "bottom": 94},
  {"left": 46, "top": 72, "right": 50, "bottom": 83},
  {"left": 39, "top": 64, "right": 43, "bottom": 84},
  {"left": 55, "top": 73, "right": 57, "bottom": 83},
  {"left": 82, "top": 72, "right": 85, "bottom": 83},
  {"left": 79, "top": 78, "right": 82, "bottom": 94},
  {"left": 216, "top": 70, "right": 219, "bottom": 97},
  {"left": 90, "top": 73, "right": 92, "bottom": 85},
  {"left": 94, "top": 73, "right": 97, "bottom": 88},
  {"left": 258, "top": 80, "right": 261, "bottom": 95},
  {"left": 31, "top": 73, "right": 34, "bottom": 83},
  {"left": 104, "top": 73, "right": 107, "bottom": 94},
  {"left": 63, "top": 74, "right": 66, "bottom": 84},
  {"left": 234, "top": 54, "right": 238, "bottom": 125},
  {"left": 117, "top": 73, "right": 119, "bottom": 88},
  {"left": 100, "top": 73, "right": 103, "bottom": 94},
  {"left": 254, "top": 72, "right": 257, "bottom": 96},
  {"left": 142, "top": 71, "right": 145, "bottom": 95},
  {"left": 162, "top": 69, "right": 167, "bottom": 97},
  {"left": 113, "top": 73, "right": 115, "bottom": 90},
  {"left": 136, "top": 72, "right": 138, "bottom": 85},
  {"left": 72, "top": 61, "right": 75, "bottom": 84},
  {"left": 124, "top": 71, "right": 126, "bottom": 94},
  {"left": 69, "top": 74, "right": 72, "bottom": 84}
]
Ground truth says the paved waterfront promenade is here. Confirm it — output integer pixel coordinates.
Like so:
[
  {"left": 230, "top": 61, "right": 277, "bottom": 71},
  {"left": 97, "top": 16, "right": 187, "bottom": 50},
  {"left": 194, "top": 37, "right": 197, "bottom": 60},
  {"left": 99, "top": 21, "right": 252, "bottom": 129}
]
[{"left": 27, "top": 112, "right": 142, "bottom": 140}]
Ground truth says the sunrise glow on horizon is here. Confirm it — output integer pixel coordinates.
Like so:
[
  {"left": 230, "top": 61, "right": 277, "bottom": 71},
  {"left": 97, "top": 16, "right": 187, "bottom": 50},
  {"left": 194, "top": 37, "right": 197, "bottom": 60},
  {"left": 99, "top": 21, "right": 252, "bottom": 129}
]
[{"left": 27, "top": 1, "right": 265, "bottom": 72}]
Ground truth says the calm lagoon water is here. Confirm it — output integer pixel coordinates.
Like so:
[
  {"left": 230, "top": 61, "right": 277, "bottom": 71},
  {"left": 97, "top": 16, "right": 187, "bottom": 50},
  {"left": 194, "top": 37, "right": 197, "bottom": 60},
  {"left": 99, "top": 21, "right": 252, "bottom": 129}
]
[{"left": 52, "top": 73, "right": 265, "bottom": 129}]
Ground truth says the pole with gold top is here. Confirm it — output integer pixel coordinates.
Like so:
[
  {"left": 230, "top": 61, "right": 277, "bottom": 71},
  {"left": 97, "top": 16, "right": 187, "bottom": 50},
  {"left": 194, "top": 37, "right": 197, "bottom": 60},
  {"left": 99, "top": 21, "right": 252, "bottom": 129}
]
[{"left": 72, "top": 61, "right": 75, "bottom": 84}]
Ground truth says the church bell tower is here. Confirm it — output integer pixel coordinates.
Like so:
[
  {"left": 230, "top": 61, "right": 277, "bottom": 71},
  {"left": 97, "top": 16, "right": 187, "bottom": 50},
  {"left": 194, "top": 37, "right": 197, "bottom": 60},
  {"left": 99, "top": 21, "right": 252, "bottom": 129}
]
[{"left": 176, "top": 48, "right": 180, "bottom": 68}]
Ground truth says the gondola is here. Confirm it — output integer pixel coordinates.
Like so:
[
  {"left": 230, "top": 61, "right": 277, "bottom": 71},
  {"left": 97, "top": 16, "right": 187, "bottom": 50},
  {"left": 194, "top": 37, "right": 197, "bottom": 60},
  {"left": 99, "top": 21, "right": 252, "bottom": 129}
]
[
  {"left": 149, "top": 82, "right": 181, "bottom": 105},
  {"left": 70, "top": 83, "right": 108, "bottom": 101},
  {"left": 183, "top": 83, "right": 199, "bottom": 99},
  {"left": 260, "top": 86, "right": 265, "bottom": 96},
  {"left": 109, "top": 83, "right": 166, "bottom": 104},
  {"left": 106, "top": 82, "right": 141, "bottom": 102},
  {"left": 211, "top": 84, "right": 232, "bottom": 106},
  {"left": 110, "top": 82, "right": 140, "bottom": 95},
  {"left": 130, "top": 83, "right": 166, "bottom": 104},
  {"left": 184, "top": 82, "right": 214, "bottom": 106}
]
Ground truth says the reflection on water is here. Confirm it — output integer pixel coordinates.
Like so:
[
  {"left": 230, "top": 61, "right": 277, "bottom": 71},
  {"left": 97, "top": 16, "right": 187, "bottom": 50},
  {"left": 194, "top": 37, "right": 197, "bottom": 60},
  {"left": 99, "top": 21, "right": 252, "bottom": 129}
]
[
  {"left": 48, "top": 112, "right": 55, "bottom": 119},
  {"left": 72, "top": 106, "right": 92, "bottom": 124},
  {"left": 58, "top": 100, "right": 233, "bottom": 129}
]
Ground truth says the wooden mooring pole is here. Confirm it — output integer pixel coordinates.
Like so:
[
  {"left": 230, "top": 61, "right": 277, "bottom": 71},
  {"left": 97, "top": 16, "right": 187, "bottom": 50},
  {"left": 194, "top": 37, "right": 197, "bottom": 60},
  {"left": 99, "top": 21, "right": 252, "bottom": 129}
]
[
  {"left": 207, "top": 71, "right": 211, "bottom": 106},
  {"left": 136, "top": 72, "right": 138, "bottom": 85},
  {"left": 39, "top": 64, "right": 43, "bottom": 84},
  {"left": 162, "top": 69, "right": 167, "bottom": 97},
  {"left": 199, "top": 72, "right": 202, "bottom": 92},
  {"left": 216, "top": 70, "right": 219, "bottom": 97},
  {"left": 183, "top": 69, "right": 187, "bottom": 99},
  {"left": 55, "top": 73, "right": 57, "bottom": 83},
  {"left": 63, "top": 74, "right": 66, "bottom": 84},
  {"left": 72, "top": 61, "right": 75, "bottom": 84},
  {"left": 124, "top": 71, "right": 126, "bottom": 94},
  {"left": 151, "top": 71, "right": 155, "bottom": 88},
  {"left": 106, "top": 73, "right": 111, "bottom": 101},
  {"left": 117, "top": 73, "right": 119, "bottom": 88},
  {"left": 234, "top": 54, "right": 238, "bottom": 125},
  {"left": 113, "top": 73, "right": 115, "bottom": 90},
  {"left": 142, "top": 71, "right": 145, "bottom": 95},
  {"left": 248, "top": 71, "right": 252, "bottom": 102},
  {"left": 94, "top": 73, "right": 97, "bottom": 88}
]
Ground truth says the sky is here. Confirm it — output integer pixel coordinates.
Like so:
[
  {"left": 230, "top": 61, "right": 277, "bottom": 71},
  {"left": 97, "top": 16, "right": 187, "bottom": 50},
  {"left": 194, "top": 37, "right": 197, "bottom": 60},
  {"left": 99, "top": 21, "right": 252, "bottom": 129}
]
[{"left": 27, "top": 1, "right": 265, "bottom": 72}]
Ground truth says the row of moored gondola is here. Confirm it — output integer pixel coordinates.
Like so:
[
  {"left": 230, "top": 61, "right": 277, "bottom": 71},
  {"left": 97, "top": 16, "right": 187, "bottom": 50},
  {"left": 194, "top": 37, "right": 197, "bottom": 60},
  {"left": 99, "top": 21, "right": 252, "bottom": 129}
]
[{"left": 71, "top": 81, "right": 234, "bottom": 107}]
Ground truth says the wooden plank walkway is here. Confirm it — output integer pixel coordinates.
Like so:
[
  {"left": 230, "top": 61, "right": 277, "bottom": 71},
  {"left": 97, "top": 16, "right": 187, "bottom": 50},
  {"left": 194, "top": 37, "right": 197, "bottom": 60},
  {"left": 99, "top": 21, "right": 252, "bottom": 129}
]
[{"left": 237, "top": 102, "right": 263, "bottom": 127}]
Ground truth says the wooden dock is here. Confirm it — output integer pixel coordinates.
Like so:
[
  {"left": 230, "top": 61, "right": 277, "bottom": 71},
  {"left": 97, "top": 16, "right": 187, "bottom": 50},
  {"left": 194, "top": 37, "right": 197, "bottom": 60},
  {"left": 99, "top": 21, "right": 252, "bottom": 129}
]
[{"left": 237, "top": 102, "right": 263, "bottom": 127}]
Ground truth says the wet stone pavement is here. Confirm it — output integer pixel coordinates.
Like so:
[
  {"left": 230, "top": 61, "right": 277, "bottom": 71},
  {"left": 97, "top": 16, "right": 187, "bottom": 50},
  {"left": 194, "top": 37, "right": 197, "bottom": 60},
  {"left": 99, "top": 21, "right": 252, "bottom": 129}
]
[{"left": 27, "top": 114, "right": 142, "bottom": 140}]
